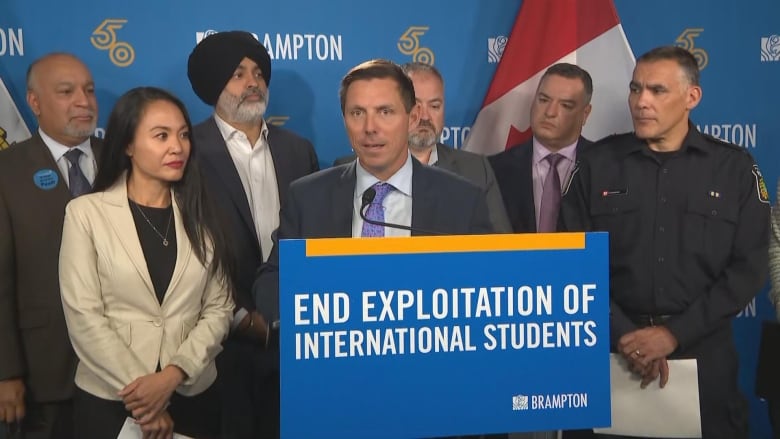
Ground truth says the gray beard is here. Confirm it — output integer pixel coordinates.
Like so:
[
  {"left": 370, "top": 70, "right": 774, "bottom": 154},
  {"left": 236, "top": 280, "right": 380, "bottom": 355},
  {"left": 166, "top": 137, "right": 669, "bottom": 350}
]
[
  {"left": 408, "top": 130, "right": 437, "bottom": 151},
  {"left": 64, "top": 121, "right": 97, "bottom": 139},
  {"left": 217, "top": 90, "right": 268, "bottom": 124}
]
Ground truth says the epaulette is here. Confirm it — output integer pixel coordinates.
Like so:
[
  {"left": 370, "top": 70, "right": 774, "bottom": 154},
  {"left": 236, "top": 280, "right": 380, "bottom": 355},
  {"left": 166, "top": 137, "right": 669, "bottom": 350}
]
[
  {"left": 580, "top": 132, "right": 634, "bottom": 155},
  {"left": 700, "top": 133, "right": 745, "bottom": 152},
  {"left": 591, "top": 132, "right": 629, "bottom": 146}
]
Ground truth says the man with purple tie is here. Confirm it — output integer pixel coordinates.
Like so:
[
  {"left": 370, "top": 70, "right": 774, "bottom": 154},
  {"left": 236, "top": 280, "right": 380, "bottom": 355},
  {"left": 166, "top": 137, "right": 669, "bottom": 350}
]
[{"left": 489, "top": 63, "right": 593, "bottom": 234}]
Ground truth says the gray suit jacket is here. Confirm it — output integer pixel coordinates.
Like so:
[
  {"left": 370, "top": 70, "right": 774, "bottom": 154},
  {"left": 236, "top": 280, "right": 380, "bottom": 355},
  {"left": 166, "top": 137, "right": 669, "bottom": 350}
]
[
  {"left": 253, "top": 157, "right": 494, "bottom": 320},
  {"left": 333, "top": 143, "right": 511, "bottom": 232},
  {"left": 0, "top": 133, "right": 101, "bottom": 402}
]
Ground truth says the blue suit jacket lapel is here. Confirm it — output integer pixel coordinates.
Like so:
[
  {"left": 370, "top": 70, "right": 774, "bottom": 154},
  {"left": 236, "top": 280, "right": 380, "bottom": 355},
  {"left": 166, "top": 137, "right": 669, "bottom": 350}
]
[
  {"left": 410, "top": 158, "right": 436, "bottom": 236},
  {"left": 334, "top": 163, "right": 357, "bottom": 237}
]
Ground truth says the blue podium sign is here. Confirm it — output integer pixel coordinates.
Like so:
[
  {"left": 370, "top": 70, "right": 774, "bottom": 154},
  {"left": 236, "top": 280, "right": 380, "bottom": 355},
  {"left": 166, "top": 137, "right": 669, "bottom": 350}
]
[{"left": 279, "top": 232, "right": 610, "bottom": 438}]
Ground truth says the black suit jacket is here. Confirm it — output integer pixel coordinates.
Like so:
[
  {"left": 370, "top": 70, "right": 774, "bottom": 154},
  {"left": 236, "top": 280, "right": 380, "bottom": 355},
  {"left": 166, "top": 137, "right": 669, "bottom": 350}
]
[
  {"left": 193, "top": 117, "right": 319, "bottom": 312},
  {"left": 253, "top": 158, "right": 494, "bottom": 320},
  {"left": 333, "top": 143, "right": 511, "bottom": 232},
  {"left": 0, "top": 133, "right": 102, "bottom": 402},
  {"left": 489, "top": 137, "right": 592, "bottom": 233}
]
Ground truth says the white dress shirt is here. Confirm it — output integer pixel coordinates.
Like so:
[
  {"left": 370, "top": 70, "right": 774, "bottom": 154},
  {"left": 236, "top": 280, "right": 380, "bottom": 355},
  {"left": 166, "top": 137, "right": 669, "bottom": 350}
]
[
  {"left": 40, "top": 129, "right": 97, "bottom": 187},
  {"left": 214, "top": 114, "right": 279, "bottom": 262}
]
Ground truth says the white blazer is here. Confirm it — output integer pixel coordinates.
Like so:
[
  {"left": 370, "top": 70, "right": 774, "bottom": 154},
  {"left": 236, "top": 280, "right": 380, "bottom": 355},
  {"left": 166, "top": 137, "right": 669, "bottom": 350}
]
[{"left": 59, "top": 174, "right": 234, "bottom": 400}]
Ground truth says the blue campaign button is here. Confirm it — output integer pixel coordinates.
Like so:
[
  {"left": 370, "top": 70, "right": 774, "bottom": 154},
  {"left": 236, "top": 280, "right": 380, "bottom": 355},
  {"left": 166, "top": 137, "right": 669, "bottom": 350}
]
[{"left": 33, "top": 169, "right": 59, "bottom": 190}]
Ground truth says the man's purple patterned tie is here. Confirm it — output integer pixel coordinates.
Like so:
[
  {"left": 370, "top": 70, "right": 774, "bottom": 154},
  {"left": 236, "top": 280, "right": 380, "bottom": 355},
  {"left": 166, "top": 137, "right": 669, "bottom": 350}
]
[
  {"left": 538, "top": 153, "right": 563, "bottom": 232},
  {"left": 361, "top": 182, "right": 394, "bottom": 237}
]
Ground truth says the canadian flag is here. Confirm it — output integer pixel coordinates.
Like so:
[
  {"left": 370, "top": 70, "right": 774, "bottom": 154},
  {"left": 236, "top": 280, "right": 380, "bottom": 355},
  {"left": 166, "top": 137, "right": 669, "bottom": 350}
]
[
  {"left": 0, "top": 77, "right": 31, "bottom": 150},
  {"left": 463, "top": 0, "right": 636, "bottom": 155}
]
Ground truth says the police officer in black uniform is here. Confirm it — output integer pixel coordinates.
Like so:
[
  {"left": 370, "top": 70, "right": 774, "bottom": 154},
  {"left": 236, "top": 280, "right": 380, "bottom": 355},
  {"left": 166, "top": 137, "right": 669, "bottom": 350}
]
[{"left": 559, "top": 46, "right": 769, "bottom": 439}]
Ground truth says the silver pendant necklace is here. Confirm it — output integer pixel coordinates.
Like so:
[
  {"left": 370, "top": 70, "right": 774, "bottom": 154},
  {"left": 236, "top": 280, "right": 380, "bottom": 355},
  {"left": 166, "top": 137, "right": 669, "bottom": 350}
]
[{"left": 130, "top": 200, "right": 172, "bottom": 246}]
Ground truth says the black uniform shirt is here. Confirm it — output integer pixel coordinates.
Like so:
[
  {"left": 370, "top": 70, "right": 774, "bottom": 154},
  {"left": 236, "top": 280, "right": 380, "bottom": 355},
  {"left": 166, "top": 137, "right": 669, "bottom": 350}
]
[{"left": 559, "top": 123, "right": 769, "bottom": 351}]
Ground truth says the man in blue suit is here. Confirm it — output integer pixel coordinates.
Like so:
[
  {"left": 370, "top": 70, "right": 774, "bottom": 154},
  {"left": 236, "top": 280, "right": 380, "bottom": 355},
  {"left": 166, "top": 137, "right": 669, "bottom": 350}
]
[
  {"left": 272, "top": 59, "right": 492, "bottom": 241},
  {"left": 254, "top": 58, "right": 493, "bottom": 439},
  {"left": 334, "top": 62, "right": 511, "bottom": 233}
]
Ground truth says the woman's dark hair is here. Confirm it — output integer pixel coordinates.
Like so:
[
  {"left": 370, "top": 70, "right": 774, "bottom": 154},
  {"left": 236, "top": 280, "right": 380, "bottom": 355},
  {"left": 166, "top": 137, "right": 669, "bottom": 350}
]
[{"left": 93, "top": 86, "right": 236, "bottom": 293}]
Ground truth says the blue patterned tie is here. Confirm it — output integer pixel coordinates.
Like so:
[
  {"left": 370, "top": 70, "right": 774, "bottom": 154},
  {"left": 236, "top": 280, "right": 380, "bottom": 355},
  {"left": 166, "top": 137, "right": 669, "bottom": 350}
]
[
  {"left": 64, "top": 148, "right": 91, "bottom": 197},
  {"left": 361, "top": 182, "right": 394, "bottom": 237}
]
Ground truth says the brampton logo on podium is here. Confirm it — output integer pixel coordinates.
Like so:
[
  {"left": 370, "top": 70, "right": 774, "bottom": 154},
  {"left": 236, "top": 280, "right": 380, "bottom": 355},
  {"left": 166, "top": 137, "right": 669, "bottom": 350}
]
[
  {"left": 761, "top": 35, "right": 780, "bottom": 62},
  {"left": 513, "top": 392, "right": 589, "bottom": 411},
  {"left": 512, "top": 394, "right": 529, "bottom": 411}
]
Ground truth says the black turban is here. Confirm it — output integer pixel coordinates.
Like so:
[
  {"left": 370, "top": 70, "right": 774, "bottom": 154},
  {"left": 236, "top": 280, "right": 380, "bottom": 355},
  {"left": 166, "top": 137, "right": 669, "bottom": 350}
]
[{"left": 187, "top": 31, "right": 272, "bottom": 106}]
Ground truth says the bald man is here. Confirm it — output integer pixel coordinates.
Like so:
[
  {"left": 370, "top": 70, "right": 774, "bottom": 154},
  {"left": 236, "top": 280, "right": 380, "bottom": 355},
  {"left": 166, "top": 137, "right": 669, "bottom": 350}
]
[{"left": 0, "top": 53, "right": 101, "bottom": 439}]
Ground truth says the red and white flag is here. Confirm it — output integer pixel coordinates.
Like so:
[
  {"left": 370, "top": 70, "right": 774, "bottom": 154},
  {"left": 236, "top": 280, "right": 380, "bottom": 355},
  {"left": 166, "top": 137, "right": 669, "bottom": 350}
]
[
  {"left": 0, "top": 77, "right": 31, "bottom": 149},
  {"left": 463, "top": 0, "right": 636, "bottom": 155}
]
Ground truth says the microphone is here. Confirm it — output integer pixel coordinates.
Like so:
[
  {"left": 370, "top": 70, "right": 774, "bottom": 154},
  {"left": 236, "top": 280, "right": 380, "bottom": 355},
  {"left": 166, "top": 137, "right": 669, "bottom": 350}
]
[
  {"left": 361, "top": 186, "right": 377, "bottom": 211},
  {"left": 360, "top": 186, "right": 444, "bottom": 235}
]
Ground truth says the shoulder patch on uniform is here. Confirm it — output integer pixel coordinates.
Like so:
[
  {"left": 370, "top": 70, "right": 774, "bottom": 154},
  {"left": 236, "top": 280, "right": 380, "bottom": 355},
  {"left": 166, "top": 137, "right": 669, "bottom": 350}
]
[
  {"left": 562, "top": 161, "right": 580, "bottom": 197},
  {"left": 752, "top": 164, "right": 770, "bottom": 204}
]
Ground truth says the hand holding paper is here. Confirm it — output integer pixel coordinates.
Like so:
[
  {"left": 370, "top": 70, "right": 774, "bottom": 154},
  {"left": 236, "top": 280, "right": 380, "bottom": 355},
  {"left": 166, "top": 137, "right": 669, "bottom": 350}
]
[
  {"left": 594, "top": 354, "right": 701, "bottom": 438},
  {"left": 618, "top": 326, "right": 678, "bottom": 367},
  {"left": 118, "top": 366, "right": 184, "bottom": 424}
]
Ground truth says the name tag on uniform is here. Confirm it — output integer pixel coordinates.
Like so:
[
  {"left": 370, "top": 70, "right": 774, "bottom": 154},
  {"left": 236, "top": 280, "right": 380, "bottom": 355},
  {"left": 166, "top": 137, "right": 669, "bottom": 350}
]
[{"left": 601, "top": 189, "right": 628, "bottom": 197}]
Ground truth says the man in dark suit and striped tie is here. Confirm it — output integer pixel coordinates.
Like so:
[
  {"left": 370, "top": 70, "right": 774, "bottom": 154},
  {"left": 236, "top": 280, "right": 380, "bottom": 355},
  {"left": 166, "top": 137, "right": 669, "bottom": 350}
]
[{"left": 0, "top": 52, "right": 100, "bottom": 439}]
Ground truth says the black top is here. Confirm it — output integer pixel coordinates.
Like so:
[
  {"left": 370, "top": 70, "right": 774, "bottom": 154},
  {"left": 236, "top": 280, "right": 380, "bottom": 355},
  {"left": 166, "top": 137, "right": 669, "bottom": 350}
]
[
  {"left": 559, "top": 124, "right": 769, "bottom": 352},
  {"left": 128, "top": 199, "right": 177, "bottom": 304}
]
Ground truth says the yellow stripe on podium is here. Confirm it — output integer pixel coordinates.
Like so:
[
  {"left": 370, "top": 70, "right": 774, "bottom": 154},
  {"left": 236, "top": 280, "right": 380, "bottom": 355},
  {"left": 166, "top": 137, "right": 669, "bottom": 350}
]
[{"left": 305, "top": 233, "right": 585, "bottom": 257}]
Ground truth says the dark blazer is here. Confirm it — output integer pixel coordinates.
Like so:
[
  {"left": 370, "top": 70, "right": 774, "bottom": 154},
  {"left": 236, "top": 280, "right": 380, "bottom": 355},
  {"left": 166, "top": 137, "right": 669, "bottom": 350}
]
[
  {"left": 253, "top": 158, "right": 494, "bottom": 319},
  {"left": 333, "top": 143, "right": 511, "bottom": 232},
  {"left": 489, "top": 137, "right": 592, "bottom": 233},
  {"left": 193, "top": 117, "right": 319, "bottom": 311},
  {"left": 0, "top": 133, "right": 101, "bottom": 402}
]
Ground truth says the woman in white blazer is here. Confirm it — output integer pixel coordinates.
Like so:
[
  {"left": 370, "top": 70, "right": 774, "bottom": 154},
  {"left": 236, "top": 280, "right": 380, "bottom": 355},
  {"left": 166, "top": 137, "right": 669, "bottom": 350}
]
[{"left": 59, "top": 87, "right": 235, "bottom": 439}]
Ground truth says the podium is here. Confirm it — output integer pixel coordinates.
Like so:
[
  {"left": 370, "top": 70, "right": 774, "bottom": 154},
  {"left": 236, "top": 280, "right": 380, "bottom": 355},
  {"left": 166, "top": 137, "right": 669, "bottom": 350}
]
[{"left": 279, "top": 232, "right": 610, "bottom": 438}]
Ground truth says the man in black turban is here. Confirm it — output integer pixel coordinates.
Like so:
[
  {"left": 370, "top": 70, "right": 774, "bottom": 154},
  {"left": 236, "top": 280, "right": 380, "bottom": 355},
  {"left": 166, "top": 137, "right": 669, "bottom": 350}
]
[
  {"left": 187, "top": 30, "right": 319, "bottom": 439},
  {"left": 188, "top": 30, "right": 272, "bottom": 106}
]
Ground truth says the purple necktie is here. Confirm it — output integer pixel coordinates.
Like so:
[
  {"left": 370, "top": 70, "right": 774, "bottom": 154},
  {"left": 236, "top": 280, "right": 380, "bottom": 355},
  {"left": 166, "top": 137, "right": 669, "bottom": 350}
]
[
  {"left": 538, "top": 153, "right": 563, "bottom": 232},
  {"left": 361, "top": 182, "right": 394, "bottom": 237}
]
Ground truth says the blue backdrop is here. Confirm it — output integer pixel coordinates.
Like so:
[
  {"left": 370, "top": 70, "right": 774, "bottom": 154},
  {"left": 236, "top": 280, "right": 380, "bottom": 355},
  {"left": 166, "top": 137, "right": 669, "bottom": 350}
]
[{"left": 1, "top": 0, "right": 777, "bottom": 436}]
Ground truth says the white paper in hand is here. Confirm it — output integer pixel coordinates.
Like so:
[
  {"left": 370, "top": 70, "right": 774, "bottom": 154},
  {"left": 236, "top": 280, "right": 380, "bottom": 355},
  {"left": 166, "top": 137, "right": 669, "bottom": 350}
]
[
  {"left": 594, "top": 354, "right": 701, "bottom": 438},
  {"left": 117, "top": 417, "right": 195, "bottom": 439}
]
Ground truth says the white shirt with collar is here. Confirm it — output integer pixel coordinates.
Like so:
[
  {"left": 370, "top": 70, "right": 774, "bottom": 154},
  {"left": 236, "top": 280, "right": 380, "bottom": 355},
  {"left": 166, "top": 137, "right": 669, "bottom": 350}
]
[
  {"left": 39, "top": 129, "right": 97, "bottom": 188},
  {"left": 214, "top": 114, "right": 280, "bottom": 263},
  {"left": 352, "top": 152, "right": 413, "bottom": 238},
  {"left": 426, "top": 144, "right": 439, "bottom": 166}
]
